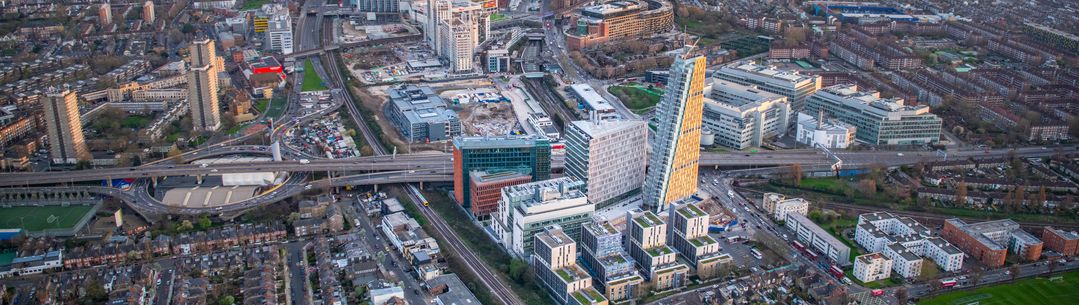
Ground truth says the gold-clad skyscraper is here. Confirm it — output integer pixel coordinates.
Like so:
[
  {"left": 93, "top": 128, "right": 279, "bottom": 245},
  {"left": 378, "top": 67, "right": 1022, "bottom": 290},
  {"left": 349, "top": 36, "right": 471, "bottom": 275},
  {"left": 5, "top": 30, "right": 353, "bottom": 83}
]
[{"left": 642, "top": 51, "right": 707, "bottom": 212}]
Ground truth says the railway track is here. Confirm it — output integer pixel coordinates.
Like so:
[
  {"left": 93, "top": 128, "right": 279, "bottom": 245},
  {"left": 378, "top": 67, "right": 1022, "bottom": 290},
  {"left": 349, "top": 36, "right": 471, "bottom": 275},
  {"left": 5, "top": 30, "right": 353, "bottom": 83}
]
[
  {"left": 320, "top": 19, "right": 387, "bottom": 156},
  {"left": 317, "top": 13, "right": 522, "bottom": 305},
  {"left": 403, "top": 188, "right": 524, "bottom": 305}
]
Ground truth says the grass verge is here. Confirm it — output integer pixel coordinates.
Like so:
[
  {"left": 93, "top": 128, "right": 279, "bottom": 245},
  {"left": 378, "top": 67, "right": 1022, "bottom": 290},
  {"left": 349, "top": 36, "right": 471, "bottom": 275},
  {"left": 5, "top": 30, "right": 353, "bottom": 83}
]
[{"left": 302, "top": 59, "right": 328, "bottom": 92}]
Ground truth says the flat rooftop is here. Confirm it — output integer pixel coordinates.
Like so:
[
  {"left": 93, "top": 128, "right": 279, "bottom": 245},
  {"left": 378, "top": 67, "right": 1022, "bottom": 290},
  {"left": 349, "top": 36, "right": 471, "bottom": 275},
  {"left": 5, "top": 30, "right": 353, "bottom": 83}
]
[
  {"left": 632, "top": 211, "right": 665, "bottom": 228},
  {"left": 675, "top": 203, "right": 707, "bottom": 219},
  {"left": 537, "top": 226, "right": 576, "bottom": 249},
  {"left": 720, "top": 63, "right": 818, "bottom": 84},
  {"left": 569, "top": 84, "right": 614, "bottom": 112},
  {"left": 453, "top": 135, "right": 547, "bottom": 150}
]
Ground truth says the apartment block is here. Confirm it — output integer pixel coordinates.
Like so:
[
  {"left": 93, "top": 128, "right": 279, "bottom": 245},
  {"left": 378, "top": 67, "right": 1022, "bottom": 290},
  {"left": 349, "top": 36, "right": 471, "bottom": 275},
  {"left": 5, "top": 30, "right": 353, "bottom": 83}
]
[
  {"left": 832, "top": 34, "right": 922, "bottom": 70},
  {"left": 883, "top": 242, "right": 923, "bottom": 278},
  {"left": 942, "top": 219, "right": 1043, "bottom": 267},
  {"left": 533, "top": 226, "right": 608, "bottom": 305},
  {"left": 668, "top": 203, "right": 727, "bottom": 280},
  {"left": 625, "top": 210, "right": 689, "bottom": 291},
  {"left": 580, "top": 222, "right": 643, "bottom": 303},
  {"left": 760, "top": 193, "right": 809, "bottom": 221},
  {"left": 496, "top": 177, "right": 592, "bottom": 258},
  {"left": 439, "top": 16, "right": 479, "bottom": 72},
  {"left": 987, "top": 38, "right": 1052, "bottom": 65},
  {"left": 1041, "top": 227, "right": 1079, "bottom": 256},
  {"left": 43, "top": 89, "right": 90, "bottom": 164},
  {"left": 852, "top": 253, "right": 892, "bottom": 283},
  {"left": 1023, "top": 23, "right": 1079, "bottom": 56},
  {"left": 643, "top": 54, "right": 705, "bottom": 210},
  {"left": 855, "top": 212, "right": 964, "bottom": 277},
  {"left": 786, "top": 213, "right": 851, "bottom": 266}
]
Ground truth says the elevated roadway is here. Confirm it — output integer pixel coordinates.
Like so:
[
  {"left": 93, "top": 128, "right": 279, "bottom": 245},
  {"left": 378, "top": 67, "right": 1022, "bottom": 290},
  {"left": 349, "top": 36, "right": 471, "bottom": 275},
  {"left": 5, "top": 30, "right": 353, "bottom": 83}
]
[
  {"left": 0, "top": 146, "right": 1072, "bottom": 187},
  {"left": 0, "top": 170, "right": 451, "bottom": 218}
]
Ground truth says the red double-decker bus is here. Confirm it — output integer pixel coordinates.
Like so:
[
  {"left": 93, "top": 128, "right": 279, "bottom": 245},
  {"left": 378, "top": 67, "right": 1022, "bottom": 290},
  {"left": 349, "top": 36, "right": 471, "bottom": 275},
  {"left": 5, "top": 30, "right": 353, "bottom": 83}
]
[
  {"left": 940, "top": 278, "right": 957, "bottom": 288},
  {"left": 828, "top": 265, "right": 845, "bottom": 279},
  {"left": 792, "top": 240, "right": 806, "bottom": 252}
]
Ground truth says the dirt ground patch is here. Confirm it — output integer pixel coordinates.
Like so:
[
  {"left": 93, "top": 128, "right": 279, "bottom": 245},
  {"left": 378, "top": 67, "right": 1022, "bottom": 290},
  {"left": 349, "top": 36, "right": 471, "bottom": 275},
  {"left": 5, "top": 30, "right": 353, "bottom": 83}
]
[
  {"left": 455, "top": 102, "right": 516, "bottom": 136},
  {"left": 89, "top": 212, "right": 149, "bottom": 235}
]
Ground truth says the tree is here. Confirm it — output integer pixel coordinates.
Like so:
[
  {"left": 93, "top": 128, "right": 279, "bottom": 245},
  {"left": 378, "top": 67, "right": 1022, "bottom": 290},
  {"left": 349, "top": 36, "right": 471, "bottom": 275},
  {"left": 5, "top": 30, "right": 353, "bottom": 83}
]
[
  {"left": 913, "top": 161, "right": 926, "bottom": 176},
  {"left": 196, "top": 215, "right": 212, "bottom": 231},
  {"left": 178, "top": 220, "right": 194, "bottom": 232},
  {"left": 859, "top": 179, "right": 877, "bottom": 196},
  {"left": 287, "top": 212, "right": 300, "bottom": 224},
  {"left": 971, "top": 272, "right": 983, "bottom": 286},
  {"left": 783, "top": 29, "right": 807, "bottom": 47},
  {"left": 217, "top": 295, "right": 235, "bottom": 305},
  {"left": 82, "top": 280, "right": 108, "bottom": 304},
  {"left": 1014, "top": 185, "right": 1027, "bottom": 211},
  {"left": 955, "top": 181, "right": 968, "bottom": 206},
  {"left": 1038, "top": 186, "right": 1048, "bottom": 211},
  {"left": 789, "top": 164, "right": 802, "bottom": 186},
  {"left": 1009, "top": 265, "right": 1020, "bottom": 282},
  {"left": 166, "top": 146, "right": 182, "bottom": 158},
  {"left": 355, "top": 285, "right": 368, "bottom": 300},
  {"left": 75, "top": 160, "right": 93, "bottom": 170},
  {"left": 181, "top": 24, "right": 195, "bottom": 34},
  {"left": 508, "top": 258, "right": 528, "bottom": 283},
  {"left": 895, "top": 287, "right": 909, "bottom": 305}
]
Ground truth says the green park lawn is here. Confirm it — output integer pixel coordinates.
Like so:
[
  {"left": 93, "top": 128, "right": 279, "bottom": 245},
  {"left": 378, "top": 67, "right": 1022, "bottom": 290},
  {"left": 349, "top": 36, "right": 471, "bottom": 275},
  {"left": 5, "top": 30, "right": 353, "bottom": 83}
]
[
  {"left": 607, "top": 84, "right": 664, "bottom": 113},
  {"left": 301, "top": 59, "right": 328, "bottom": 92},
  {"left": 919, "top": 271, "right": 1079, "bottom": 305},
  {"left": 0, "top": 205, "right": 94, "bottom": 232},
  {"left": 241, "top": 0, "right": 269, "bottom": 10}
]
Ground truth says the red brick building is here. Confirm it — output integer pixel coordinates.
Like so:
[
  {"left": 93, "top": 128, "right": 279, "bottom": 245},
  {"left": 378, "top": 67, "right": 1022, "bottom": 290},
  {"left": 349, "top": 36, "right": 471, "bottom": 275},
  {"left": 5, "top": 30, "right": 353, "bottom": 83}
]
[
  {"left": 468, "top": 170, "right": 532, "bottom": 220},
  {"left": 941, "top": 219, "right": 1043, "bottom": 267},
  {"left": 1042, "top": 227, "right": 1079, "bottom": 256}
]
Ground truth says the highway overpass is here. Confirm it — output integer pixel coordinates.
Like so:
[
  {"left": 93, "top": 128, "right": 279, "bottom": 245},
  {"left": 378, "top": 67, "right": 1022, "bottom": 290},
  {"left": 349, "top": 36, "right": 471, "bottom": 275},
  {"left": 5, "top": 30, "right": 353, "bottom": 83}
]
[{"left": 0, "top": 146, "right": 1072, "bottom": 187}]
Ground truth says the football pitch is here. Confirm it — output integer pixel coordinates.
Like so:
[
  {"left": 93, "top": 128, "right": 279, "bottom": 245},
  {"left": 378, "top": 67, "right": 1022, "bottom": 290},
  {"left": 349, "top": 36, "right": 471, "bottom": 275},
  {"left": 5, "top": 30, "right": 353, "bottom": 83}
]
[
  {"left": 919, "top": 271, "right": 1079, "bottom": 305},
  {"left": 0, "top": 205, "right": 95, "bottom": 232}
]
